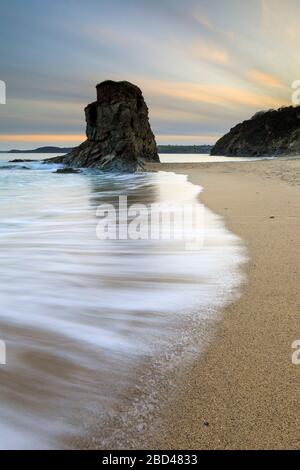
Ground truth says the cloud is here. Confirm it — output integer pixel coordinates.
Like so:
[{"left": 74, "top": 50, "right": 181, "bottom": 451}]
[
  {"left": 194, "top": 14, "right": 215, "bottom": 32},
  {"left": 140, "top": 77, "right": 288, "bottom": 110},
  {"left": 191, "top": 40, "right": 229, "bottom": 65},
  {"left": 1, "top": 0, "right": 297, "bottom": 148},
  {"left": 247, "top": 69, "right": 282, "bottom": 88},
  {"left": 286, "top": 26, "right": 297, "bottom": 41},
  {"left": 150, "top": 106, "right": 212, "bottom": 123}
]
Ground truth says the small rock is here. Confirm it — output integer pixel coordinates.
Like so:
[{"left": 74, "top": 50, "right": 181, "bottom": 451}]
[
  {"left": 203, "top": 421, "right": 210, "bottom": 427},
  {"left": 136, "top": 423, "right": 144, "bottom": 432},
  {"left": 54, "top": 168, "right": 81, "bottom": 174},
  {"left": 9, "top": 159, "right": 35, "bottom": 163}
]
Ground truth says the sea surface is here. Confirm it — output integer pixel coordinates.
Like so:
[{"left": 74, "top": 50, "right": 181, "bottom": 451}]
[
  {"left": 158, "top": 153, "right": 275, "bottom": 163},
  {"left": 0, "top": 153, "right": 245, "bottom": 448},
  {"left": 0, "top": 152, "right": 275, "bottom": 164}
]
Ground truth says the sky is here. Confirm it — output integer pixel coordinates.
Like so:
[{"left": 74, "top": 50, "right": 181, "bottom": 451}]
[{"left": 0, "top": 0, "right": 299, "bottom": 150}]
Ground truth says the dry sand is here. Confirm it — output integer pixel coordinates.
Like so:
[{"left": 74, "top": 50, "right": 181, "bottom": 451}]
[{"left": 145, "top": 158, "right": 300, "bottom": 449}]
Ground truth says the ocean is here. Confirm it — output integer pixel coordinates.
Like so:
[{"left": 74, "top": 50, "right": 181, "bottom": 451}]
[{"left": 0, "top": 153, "right": 245, "bottom": 448}]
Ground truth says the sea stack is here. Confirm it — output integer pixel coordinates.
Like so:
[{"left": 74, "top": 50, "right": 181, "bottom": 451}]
[
  {"left": 53, "top": 80, "right": 159, "bottom": 171},
  {"left": 211, "top": 105, "right": 300, "bottom": 157}
]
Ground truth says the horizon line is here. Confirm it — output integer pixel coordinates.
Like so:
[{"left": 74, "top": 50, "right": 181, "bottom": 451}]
[{"left": 0, "top": 134, "right": 219, "bottom": 147}]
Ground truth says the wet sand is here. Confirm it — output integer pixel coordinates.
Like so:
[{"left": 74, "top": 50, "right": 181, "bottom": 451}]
[{"left": 144, "top": 159, "right": 300, "bottom": 449}]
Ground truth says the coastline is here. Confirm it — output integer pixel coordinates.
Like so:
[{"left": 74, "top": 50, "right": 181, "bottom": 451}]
[
  {"left": 67, "top": 168, "right": 245, "bottom": 450},
  {"left": 143, "top": 159, "right": 300, "bottom": 449}
]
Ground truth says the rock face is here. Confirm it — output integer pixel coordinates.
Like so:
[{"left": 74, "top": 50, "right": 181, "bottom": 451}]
[
  {"left": 211, "top": 106, "right": 300, "bottom": 157},
  {"left": 51, "top": 80, "right": 159, "bottom": 171}
]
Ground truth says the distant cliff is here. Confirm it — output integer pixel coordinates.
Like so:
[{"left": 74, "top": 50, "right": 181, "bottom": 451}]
[
  {"left": 158, "top": 145, "right": 212, "bottom": 154},
  {"left": 211, "top": 106, "right": 300, "bottom": 157},
  {"left": 0, "top": 147, "right": 73, "bottom": 154},
  {"left": 2, "top": 145, "right": 212, "bottom": 154}
]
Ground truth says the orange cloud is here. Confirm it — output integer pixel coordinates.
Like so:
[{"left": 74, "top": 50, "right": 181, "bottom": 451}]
[
  {"left": 150, "top": 107, "right": 210, "bottom": 123},
  {"left": 194, "top": 14, "right": 214, "bottom": 31},
  {"left": 248, "top": 69, "right": 282, "bottom": 88},
  {"left": 191, "top": 41, "right": 229, "bottom": 65},
  {"left": 286, "top": 26, "right": 298, "bottom": 41},
  {"left": 142, "top": 78, "right": 288, "bottom": 110}
]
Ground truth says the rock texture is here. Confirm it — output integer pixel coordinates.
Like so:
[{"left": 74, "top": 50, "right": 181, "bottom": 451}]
[
  {"left": 55, "top": 168, "right": 81, "bottom": 174},
  {"left": 50, "top": 80, "right": 159, "bottom": 171},
  {"left": 211, "top": 105, "right": 300, "bottom": 157}
]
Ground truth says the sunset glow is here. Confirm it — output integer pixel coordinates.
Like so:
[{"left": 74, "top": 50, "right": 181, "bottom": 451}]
[
  {"left": 0, "top": 0, "right": 299, "bottom": 149},
  {"left": 0, "top": 134, "right": 85, "bottom": 143}
]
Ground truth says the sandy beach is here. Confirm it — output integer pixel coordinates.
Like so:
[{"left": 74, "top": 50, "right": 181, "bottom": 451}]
[{"left": 144, "top": 158, "right": 300, "bottom": 450}]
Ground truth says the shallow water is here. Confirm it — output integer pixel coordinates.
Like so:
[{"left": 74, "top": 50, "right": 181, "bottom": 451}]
[
  {"left": 0, "top": 151, "right": 277, "bottom": 164},
  {"left": 0, "top": 154, "right": 245, "bottom": 448},
  {"left": 158, "top": 153, "right": 276, "bottom": 163}
]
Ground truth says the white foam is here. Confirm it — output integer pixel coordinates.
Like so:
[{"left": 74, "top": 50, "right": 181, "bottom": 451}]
[{"left": 0, "top": 165, "right": 246, "bottom": 448}]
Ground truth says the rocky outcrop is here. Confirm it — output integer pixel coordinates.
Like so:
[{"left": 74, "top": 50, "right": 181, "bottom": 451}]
[
  {"left": 49, "top": 80, "right": 159, "bottom": 171},
  {"left": 211, "top": 105, "right": 300, "bottom": 157},
  {"left": 54, "top": 168, "right": 81, "bottom": 174}
]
